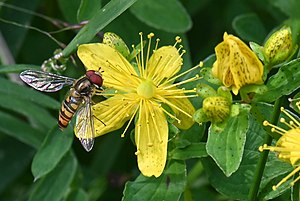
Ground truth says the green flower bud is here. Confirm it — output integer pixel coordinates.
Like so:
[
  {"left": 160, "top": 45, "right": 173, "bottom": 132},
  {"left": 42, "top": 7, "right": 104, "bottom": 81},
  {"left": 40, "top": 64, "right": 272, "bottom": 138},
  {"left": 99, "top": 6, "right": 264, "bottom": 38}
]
[
  {"left": 193, "top": 108, "right": 208, "bottom": 124},
  {"left": 217, "top": 86, "right": 232, "bottom": 103},
  {"left": 196, "top": 83, "right": 217, "bottom": 99},
  {"left": 263, "top": 27, "right": 294, "bottom": 65},
  {"left": 202, "top": 96, "right": 231, "bottom": 123}
]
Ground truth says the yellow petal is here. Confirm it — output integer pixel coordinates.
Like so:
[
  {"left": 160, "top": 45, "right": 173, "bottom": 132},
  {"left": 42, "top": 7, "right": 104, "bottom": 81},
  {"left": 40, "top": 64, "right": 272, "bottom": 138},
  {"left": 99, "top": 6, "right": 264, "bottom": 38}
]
[
  {"left": 92, "top": 93, "right": 139, "bottom": 137},
  {"left": 77, "top": 44, "right": 139, "bottom": 91},
  {"left": 146, "top": 46, "right": 182, "bottom": 84},
  {"left": 169, "top": 97, "right": 195, "bottom": 129},
  {"left": 212, "top": 41, "right": 233, "bottom": 87},
  {"left": 226, "top": 35, "right": 264, "bottom": 94},
  {"left": 135, "top": 100, "right": 168, "bottom": 177}
]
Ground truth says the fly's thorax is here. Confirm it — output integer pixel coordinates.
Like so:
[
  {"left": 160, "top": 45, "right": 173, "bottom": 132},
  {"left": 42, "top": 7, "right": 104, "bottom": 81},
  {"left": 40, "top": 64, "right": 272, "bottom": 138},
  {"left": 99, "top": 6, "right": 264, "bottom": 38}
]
[{"left": 73, "top": 77, "right": 95, "bottom": 96}]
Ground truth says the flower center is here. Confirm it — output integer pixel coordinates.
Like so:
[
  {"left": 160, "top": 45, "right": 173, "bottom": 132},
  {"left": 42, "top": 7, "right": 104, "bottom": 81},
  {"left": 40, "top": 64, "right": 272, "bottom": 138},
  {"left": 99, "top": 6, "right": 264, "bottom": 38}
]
[{"left": 137, "top": 79, "right": 156, "bottom": 99}]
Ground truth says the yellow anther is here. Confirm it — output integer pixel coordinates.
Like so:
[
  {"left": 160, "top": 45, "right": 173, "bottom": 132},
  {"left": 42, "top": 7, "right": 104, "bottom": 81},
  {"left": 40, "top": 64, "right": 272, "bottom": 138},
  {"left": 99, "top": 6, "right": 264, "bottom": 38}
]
[
  {"left": 175, "top": 36, "right": 182, "bottom": 43},
  {"left": 199, "top": 61, "right": 204, "bottom": 67},
  {"left": 148, "top": 33, "right": 154, "bottom": 38},
  {"left": 263, "top": 120, "right": 269, "bottom": 126}
]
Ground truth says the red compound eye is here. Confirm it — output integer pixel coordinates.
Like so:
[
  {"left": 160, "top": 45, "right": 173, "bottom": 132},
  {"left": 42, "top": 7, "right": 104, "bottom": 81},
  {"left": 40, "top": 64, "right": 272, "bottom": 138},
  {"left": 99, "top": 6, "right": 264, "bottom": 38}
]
[{"left": 86, "top": 70, "right": 103, "bottom": 87}]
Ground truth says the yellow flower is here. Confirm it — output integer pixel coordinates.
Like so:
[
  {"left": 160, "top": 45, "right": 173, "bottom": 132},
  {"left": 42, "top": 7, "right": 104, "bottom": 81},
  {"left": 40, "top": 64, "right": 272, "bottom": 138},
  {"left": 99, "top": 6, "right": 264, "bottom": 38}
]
[
  {"left": 77, "top": 33, "right": 199, "bottom": 177},
  {"left": 259, "top": 107, "right": 300, "bottom": 190},
  {"left": 212, "top": 32, "right": 264, "bottom": 95}
]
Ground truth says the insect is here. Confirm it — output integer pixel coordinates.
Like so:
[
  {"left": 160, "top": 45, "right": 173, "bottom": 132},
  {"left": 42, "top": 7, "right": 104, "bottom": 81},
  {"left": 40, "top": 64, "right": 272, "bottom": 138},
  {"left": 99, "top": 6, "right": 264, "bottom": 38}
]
[{"left": 19, "top": 69, "right": 105, "bottom": 152}]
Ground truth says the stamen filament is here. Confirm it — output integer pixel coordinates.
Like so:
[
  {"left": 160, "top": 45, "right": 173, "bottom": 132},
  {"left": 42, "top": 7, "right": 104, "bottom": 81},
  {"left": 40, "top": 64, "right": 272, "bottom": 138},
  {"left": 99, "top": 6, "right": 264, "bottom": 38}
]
[
  {"left": 161, "top": 64, "right": 201, "bottom": 86},
  {"left": 139, "top": 32, "right": 145, "bottom": 77},
  {"left": 153, "top": 102, "right": 181, "bottom": 124},
  {"left": 280, "top": 118, "right": 294, "bottom": 129},
  {"left": 121, "top": 105, "right": 139, "bottom": 137},
  {"left": 290, "top": 174, "right": 300, "bottom": 186},
  {"left": 164, "top": 94, "right": 198, "bottom": 98},
  {"left": 144, "top": 101, "right": 153, "bottom": 147},
  {"left": 263, "top": 121, "right": 287, "bottom": 134},
  {"left": 281, "top": 107, "right": 300, "bottom": 127},
  {"left": 145, "top": 33, "right": 154, "bottom": 72},
  {"left": 148, "top": 101, "right": 163, "bottom": 143},
  {"left": 163, "top": 75, "right": 201, "bottom": 90},
  {"left": 135, "top": 99, "right": 143, "bottom": 154},
  {"left": 156, "top": 95, "right": 192, "bottom": 118},
  {"left": 272, "top": 166, "right": 300, "bottom": 190}
]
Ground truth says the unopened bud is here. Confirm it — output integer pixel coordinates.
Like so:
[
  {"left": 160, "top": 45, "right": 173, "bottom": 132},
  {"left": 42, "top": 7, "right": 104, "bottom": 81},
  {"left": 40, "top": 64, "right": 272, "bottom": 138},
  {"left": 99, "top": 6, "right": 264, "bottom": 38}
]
[
  {"left": 263, "top": 27, "right": 294, "bottom": 65},
  {"left": 202, "top": 96, "right": 230, "bottom": 123}
]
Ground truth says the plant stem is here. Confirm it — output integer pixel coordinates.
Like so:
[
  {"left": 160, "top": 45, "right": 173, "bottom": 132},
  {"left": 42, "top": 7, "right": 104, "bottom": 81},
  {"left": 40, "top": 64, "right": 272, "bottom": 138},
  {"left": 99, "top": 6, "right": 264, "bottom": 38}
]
[
  {"left": 247, "top": 97, "right": 283, "bottom": 201},
  {"left": 292, "top": 177, "right": 299, "bottom": 201}
]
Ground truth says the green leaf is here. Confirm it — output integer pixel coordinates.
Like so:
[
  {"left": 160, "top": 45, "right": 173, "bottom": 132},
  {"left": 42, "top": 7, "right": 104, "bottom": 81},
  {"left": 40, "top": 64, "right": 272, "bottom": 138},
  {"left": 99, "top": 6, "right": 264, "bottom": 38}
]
[
  {"left": 57, "top": 0, "right": 81, "bottom": 23},
  {"left": 254, "top": 58, "right": 300, "bottom": 103},
  {"left": 123, "top": 160, "right": 186, "bottom": 201},
  {"left": 0, "top": 77, "right": 60, "bottom": 109},
  {"left": 0, "top": 111, "right": 43, "bottom": 148},
  {"left": 130, "top": 0, "right": 192, "bottom": 33},
  {"left": 31, "top": 126, "right": 74, "bottom": 180},
  {"left": 206, "top": 104, "right": 250, "bottom": 177},
  {"left": 200, "top": 67, "right": 221, "bottom": 86},
  {"left": 202, "top": 107, "right": 293, "bottom": 200},
  {"left": 0, "top": 94, "right": 56, "bottom": 129},
  {"left": 232, "top": 13, "right": 266, "bottom": 43},
  {"left": 77, "top": 0, "right": 101, "bottom": 22},
  {"left": 170, "top": 142, "right": 208, "bottom": 160},
  {"left": 61, "top": 0, "right": 138, "bottom": 57},
  {"left": 0, "top": 138, "right": 34, "bottom": 193},
  {"left": 270, "top": 0, "right": 300, "bottom": 19},
  {"left": 28, "top": 151, "right": 77, "bottom": 201},
  {"left": 249, "top": 42, "right": 265, "bottom": 62},
  {"left": 65, "top": 188, "right": 89, "bottom": 201},
  {"left": 0, "top": 0, "right": 40, "bottom": 57},
  {"left": 0, "top": 64, "right": 40, "bottom": 73}
]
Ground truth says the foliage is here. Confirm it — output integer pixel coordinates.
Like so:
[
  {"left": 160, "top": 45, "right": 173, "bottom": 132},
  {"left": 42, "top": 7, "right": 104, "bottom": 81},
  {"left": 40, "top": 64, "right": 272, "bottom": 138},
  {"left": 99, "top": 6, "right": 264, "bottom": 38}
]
[{"left": 1, "top": 0, "right": 300, "bottom": 201}]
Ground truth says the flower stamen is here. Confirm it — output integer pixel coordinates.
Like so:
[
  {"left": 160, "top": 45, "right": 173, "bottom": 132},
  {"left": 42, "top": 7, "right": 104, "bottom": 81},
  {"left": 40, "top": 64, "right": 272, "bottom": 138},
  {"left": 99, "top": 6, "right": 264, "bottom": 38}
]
[
  {"left": 161, "top": 64, "right": 201, "bottom": 86},
  {"left": 162, "top": 74, "right": 201, "bottom": 90},
  {"left": 139, "top": 32, "right": 145, "bottom": 77},
  {"left": 145, "top": 101, "right": 154, "bottom": 147},
  {"left": 280, "top": 107, "right": 300, "bottom": 127},
  {"left": 156, "top": 95, "right": 192, "bottom": 118},
  {"left": 272, "top": 166, "right": 300, "bottom": 190},
  {"left": 263, "top": 120, "right": 287, "bottom": 135},
  {"left": 145, "top": 33, "right": 155, "bottom": 72},
  {"left": 121, "top": 105, "right": 139, "bottom": 138},
  {"left": 148, "top": 101, "right": 163, "bottom": 143},
  {"left": 174, "top": 36, "right": 182, "bottom": 47},
  {"left": 154, "top": 102, "right": 181, "bottom": 124}
]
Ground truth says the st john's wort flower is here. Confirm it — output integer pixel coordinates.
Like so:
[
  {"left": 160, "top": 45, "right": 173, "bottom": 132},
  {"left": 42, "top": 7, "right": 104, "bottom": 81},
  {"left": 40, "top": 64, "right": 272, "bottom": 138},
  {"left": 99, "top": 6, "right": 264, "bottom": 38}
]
[
  {"left": 212, "top": 32, "right": 264, "bottom": 95},
  {"left": 77, "top": 33, "right": 200, "bottom": 177}
]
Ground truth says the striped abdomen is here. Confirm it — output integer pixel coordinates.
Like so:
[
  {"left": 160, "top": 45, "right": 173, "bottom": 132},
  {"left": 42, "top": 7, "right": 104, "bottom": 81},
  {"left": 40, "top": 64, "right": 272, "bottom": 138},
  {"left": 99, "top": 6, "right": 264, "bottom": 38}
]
[{"left": 58, "top": 95, "right": 82, "bottom": 130}]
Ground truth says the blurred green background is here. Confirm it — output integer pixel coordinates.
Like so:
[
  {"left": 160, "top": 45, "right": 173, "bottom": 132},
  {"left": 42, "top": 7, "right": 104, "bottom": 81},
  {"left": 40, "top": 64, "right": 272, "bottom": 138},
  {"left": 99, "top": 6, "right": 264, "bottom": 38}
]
[{"left": 0, "top": 0, "right": 292, "bottom": 200}]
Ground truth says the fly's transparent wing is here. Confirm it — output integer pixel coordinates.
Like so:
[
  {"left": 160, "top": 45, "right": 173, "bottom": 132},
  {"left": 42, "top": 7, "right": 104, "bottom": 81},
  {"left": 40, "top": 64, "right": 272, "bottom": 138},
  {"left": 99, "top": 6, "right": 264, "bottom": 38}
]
[
  {"left": 20, "top": 69, "right": 75, "bottom": 92},
  {"left": 75, "top": 97, "right": 95, "bottom": 152}
]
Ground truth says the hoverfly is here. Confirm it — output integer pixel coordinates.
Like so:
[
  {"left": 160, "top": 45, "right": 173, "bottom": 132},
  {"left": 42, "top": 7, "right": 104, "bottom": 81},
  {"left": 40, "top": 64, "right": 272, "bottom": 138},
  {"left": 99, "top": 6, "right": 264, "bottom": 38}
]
[{"left": 20, "top": 69, "right": 105, "bottom": 152}]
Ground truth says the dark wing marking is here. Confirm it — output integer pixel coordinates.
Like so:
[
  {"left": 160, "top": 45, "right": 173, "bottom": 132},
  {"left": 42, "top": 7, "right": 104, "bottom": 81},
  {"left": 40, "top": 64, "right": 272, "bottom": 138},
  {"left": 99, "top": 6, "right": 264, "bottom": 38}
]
[
  {"left": 75, "top": 97, "right": 95, "bottom": 152},
  {"left": 19, "top": 69, "right": 75, "bottom": 92}
]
